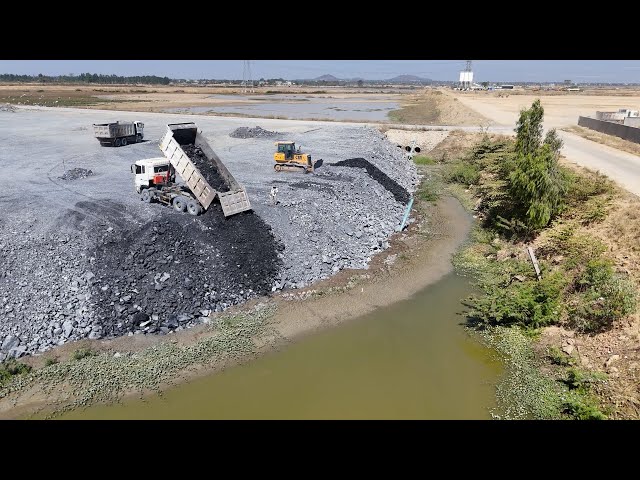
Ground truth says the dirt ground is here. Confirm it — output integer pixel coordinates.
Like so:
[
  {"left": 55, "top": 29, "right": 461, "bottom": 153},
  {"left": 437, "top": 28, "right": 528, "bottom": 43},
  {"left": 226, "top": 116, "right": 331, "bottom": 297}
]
[
  {"left": 453, "top": 90, "right": 640, "bottom": 129},
  {"left": 0, "top": 84, "right": 404, "bottom": 114},
  {"left": 388, "top": 89, "right": 490, "bottom": 126}
]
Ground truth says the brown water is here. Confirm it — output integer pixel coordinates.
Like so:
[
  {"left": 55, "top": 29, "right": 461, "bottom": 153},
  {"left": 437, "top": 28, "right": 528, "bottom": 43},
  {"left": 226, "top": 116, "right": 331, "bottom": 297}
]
[{"left": 62, "top": 273, "right": 502, "bottom": 419}]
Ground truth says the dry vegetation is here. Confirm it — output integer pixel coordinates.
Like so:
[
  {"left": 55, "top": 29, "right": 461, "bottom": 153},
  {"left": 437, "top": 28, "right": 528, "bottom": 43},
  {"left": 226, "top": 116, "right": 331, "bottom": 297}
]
[
  {"left": 563, "top": 125, "right": 640, "bottom": 157},
  {"left": 388, "top": 90, "right": 490, "bottom": 126}
]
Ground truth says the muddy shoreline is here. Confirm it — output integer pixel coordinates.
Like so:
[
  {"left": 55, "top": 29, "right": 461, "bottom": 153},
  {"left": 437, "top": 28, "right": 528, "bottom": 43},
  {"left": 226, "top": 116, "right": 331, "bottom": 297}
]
[{"left": 0, "top": 195, "right": 472, "bottom": 419}]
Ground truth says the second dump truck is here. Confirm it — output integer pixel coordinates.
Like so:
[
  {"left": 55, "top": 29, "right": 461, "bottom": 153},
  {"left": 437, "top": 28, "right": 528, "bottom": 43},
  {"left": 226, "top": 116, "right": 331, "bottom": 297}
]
[
  {"left": 131, "top": 123, "right": 251, "bottom": 217},
  {"left": 93, "top": 121, "right": 144, "bottom": 147}
]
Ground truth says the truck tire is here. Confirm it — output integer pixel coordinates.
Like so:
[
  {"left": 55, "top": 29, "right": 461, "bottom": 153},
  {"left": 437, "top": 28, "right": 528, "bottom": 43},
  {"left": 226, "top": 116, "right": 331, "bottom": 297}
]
[
  {"left": 141, "top": 189, "right": 155, "bottom": 203},
  {"left": 173, "top": 196, "right": 187, "bottom": 212},
  {"left": 186, "top": 199, "right": 202, "bottom": 216},
  {"left": 136, "top": 134, "right": 142, "bottom": 143},
  {"left": 121, "top": 137, "right": 128, "bottom": 146},
  {"left": 114, "top": 138, "right": 122, "bottom": 147}
]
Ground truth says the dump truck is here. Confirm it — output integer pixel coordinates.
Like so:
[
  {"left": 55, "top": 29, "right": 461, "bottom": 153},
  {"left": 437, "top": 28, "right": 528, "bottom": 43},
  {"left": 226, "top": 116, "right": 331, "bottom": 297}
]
[
  {"left": 131, "top": 123, "right": 251, "bottom": 217},
  {"left": 93, "top": 121, "right": 144, "bottom": 147}
]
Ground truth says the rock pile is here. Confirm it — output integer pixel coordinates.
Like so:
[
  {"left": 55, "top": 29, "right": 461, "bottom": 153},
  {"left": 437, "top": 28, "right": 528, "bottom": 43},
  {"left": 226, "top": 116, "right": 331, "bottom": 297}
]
[
  {"left": 90, "top": 205, "right": 283, "bottom": 338},
  {"left": 230, "top": 126, "right": 281, "bottom": 139},
  {"left": 182, "top": 144, "right": 230, "bottom": 192},
  {"left": 0, "top": 104, "right": 16, "bottom": 112},
  {"left": 60, "top": 168, "right": 94, "bottom": 181},
  {"left": 332, "top": 158, "right": 410, "bottom": 204}
]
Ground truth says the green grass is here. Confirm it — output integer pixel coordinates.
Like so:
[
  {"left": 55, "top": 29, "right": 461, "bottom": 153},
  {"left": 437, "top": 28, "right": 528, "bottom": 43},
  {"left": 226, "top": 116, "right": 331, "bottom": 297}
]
[
  {"left": 476, "top": 326, "right": 607, "bottom": 419},
  {"left": 444, "top": 161, "right": 480, "bottom": 185},
  {"left": 71, "top": 347, "right": 97, "bottom": 361},
  {"left": 413, "top": 155, "right": 436, "bottom": 165},
  {"left": 0, "top": 358, "right": 32, "bottom": 387}
]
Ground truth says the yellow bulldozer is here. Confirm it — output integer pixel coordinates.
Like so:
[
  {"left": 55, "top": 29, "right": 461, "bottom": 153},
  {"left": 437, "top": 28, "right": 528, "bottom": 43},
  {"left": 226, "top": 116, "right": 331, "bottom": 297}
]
[{"left": 273, "top": 141, "right": 315, "bottom": 173}]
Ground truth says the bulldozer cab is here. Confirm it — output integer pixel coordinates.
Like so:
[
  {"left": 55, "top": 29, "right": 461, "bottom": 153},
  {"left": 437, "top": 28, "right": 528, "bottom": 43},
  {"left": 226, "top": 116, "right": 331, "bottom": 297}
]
[{"left": 276, "top": 141, "right": 295, "bottom": 160}]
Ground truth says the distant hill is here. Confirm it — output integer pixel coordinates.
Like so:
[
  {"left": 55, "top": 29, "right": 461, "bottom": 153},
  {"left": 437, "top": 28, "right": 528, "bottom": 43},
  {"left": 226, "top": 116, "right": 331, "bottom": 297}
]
[
  {"left": 314, "top": 74, "right": 340, "bottom": 81},
  {"left": 387, "top": 75, "right": 432, "bottom": 84},
  {"left": 310, "top": 73, "right": 431, "bottom": 84}
]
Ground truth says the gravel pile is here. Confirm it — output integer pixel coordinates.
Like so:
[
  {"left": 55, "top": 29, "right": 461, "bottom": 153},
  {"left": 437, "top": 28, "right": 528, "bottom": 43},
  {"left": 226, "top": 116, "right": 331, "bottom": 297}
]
[
  {"left": 182, "top": 144, "right": 230, "bottom": 192},
  {"left": 0, "top": 201, "right": 283, "bottom": 360},
  {"left": 90, "top": 206, "right": 283, "bottom": 337},
  {"left": 60, "top": 168, "right": 94, "bottom": 181},
  {"left": 230, "top": 126, "right": 281, "bottom": 139},
  {"left": 0, "top": 104, "right": 16, "bottom": 113},
  {"left": 252, "top": 126, "right": 420, "bottom": 291},
  {"left": 332, "top": 158, "right": 410, "bottom": 204}
]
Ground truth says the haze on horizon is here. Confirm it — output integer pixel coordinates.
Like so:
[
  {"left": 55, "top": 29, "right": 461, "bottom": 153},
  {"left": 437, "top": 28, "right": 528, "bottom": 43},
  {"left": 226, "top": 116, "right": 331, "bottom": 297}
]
[{"left": 0, "top": 60, "right": 639, "bottom": 83}]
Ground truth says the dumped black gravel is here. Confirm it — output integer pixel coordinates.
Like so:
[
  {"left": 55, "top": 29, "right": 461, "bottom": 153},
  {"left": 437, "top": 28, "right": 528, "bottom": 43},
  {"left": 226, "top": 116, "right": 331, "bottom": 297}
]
[
  {"left": 60, "top": 168, "right": 94, "bottom": 181},
  {"left": 182, "top": 144, "right": 230, "bottom": 193},
  {"left": 90, "top": 205, "right": 284, "bottom": 336},
  {"left": 332, "top": 158, "right": 410, "bottom": 204},
  {"left": 230, "top": 126, "right": 281, "bottom": 139}
]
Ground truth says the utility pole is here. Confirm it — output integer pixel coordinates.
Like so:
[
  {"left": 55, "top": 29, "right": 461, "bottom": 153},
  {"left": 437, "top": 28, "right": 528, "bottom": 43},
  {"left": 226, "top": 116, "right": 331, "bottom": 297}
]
[{"left": 241, "top": 60, "right": 253, "bottom": 93}]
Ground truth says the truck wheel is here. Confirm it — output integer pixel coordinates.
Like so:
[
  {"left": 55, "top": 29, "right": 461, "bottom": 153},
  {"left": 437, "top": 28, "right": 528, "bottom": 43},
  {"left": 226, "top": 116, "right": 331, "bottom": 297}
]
[
  {"left": 141, "top": 189, "right": 155, "bottom": 203},
  {"left": 186, "top": 200, "right": 202, "bottom": 216},
  {"left": 121, "top": 137, "right": 128, "bottom": 146},
  {"left": 114, "top": 138, "right": 122, "bottom": 147},
  {"left": 173, "top": 196, "right": 187, "bottom": 212},
  {"left": 136, "top": 134, "right": 142, "bottom": 143},
  {"left": 274, "top": 164, "right": 282, "bottom": 172}
]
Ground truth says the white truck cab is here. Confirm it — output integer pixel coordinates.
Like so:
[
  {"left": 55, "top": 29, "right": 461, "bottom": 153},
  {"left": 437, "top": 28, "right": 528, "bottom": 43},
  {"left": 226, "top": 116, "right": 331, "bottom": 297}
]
[
  {"left": 134, "top": 121, "right": 145, "bottom": 138},
  {"left": 131, "top": 157, "right": 172, "bottom": 193}
]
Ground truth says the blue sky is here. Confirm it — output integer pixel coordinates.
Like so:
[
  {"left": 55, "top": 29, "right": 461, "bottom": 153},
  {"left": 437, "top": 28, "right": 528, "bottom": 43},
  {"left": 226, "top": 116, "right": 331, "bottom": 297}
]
[{"left": 0, "top": 60, "right": 639, "bottom": 83}]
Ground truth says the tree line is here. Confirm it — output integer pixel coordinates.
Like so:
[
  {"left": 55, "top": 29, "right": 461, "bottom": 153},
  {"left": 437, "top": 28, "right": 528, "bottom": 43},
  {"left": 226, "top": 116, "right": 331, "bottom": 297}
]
[{"left": 0, "top": 73, "right": 172, "bottom": 85}]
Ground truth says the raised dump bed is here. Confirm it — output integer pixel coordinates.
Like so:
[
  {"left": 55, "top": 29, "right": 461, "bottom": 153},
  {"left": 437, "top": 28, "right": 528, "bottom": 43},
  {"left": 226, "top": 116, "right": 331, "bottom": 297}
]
[{"left": 158, "top": 123, "right": 251, "bottom": 217}]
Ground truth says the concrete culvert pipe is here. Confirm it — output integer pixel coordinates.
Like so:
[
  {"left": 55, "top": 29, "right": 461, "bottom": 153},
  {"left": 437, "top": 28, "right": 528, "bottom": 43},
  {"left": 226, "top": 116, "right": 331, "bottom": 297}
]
[
  {"left": 405, "top": 146, "right": 411, "bottom": 152},
  {"left": 414, "top": 147, "right": 421, "bottom": 153},
  {"left": 397, "top": 145, "right": 403, "bottom": 149}
]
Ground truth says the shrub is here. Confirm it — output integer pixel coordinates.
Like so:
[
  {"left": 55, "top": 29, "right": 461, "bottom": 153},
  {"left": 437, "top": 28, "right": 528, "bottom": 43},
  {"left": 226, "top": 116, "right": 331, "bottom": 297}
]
[
  {"left": 72, "top": 347, "right": 97, "bottom": 361},
  {"left": 0, "top": 358, "right": 32, "bottom": 385},
  {"left": 573, "top": 275, "right": 637, "bottom": 331},
  {"left": 465, "top": 270, "right": 568, "bottom": 328},
  {"left": 509, "top": 145, "right": 569, "bottom": 230},
  {"left": 576, "top": 258, "right": 614, "bottom": 292},
  {"left": 579, "top": 197, "right": 609, "bottom": 225},
  {"left": 44, "top": 357, "right": 59, "bottom": 367},
  {"left": 444, "top": 161, "right": 480, "bottom": 185},
  {"left": 563, "top": 393, "right": 607, "bottom": 420},
  {"left": 565, "top": 170, "right": 615, "bottom": 204},
  {"left": 562, "top": 368, "right": 607, "bottom": 393},
  {"left": 547, "top": 346, "right": 575, "bottom": 366},
  {"left": 540, "top": 225, "right": 606, "bottom": 270}
]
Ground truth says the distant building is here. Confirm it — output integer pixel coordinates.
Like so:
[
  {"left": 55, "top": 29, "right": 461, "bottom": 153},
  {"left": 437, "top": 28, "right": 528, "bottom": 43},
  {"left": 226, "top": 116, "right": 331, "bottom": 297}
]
[
  {"left": 499, "top": 84, "right": 514, "bottom": 89},
  {"left": 624, "top": 117, "right": 640, "bottom": 127},
  {"left": 595, "top": 108, "right": 639, "bottom": 123}
]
